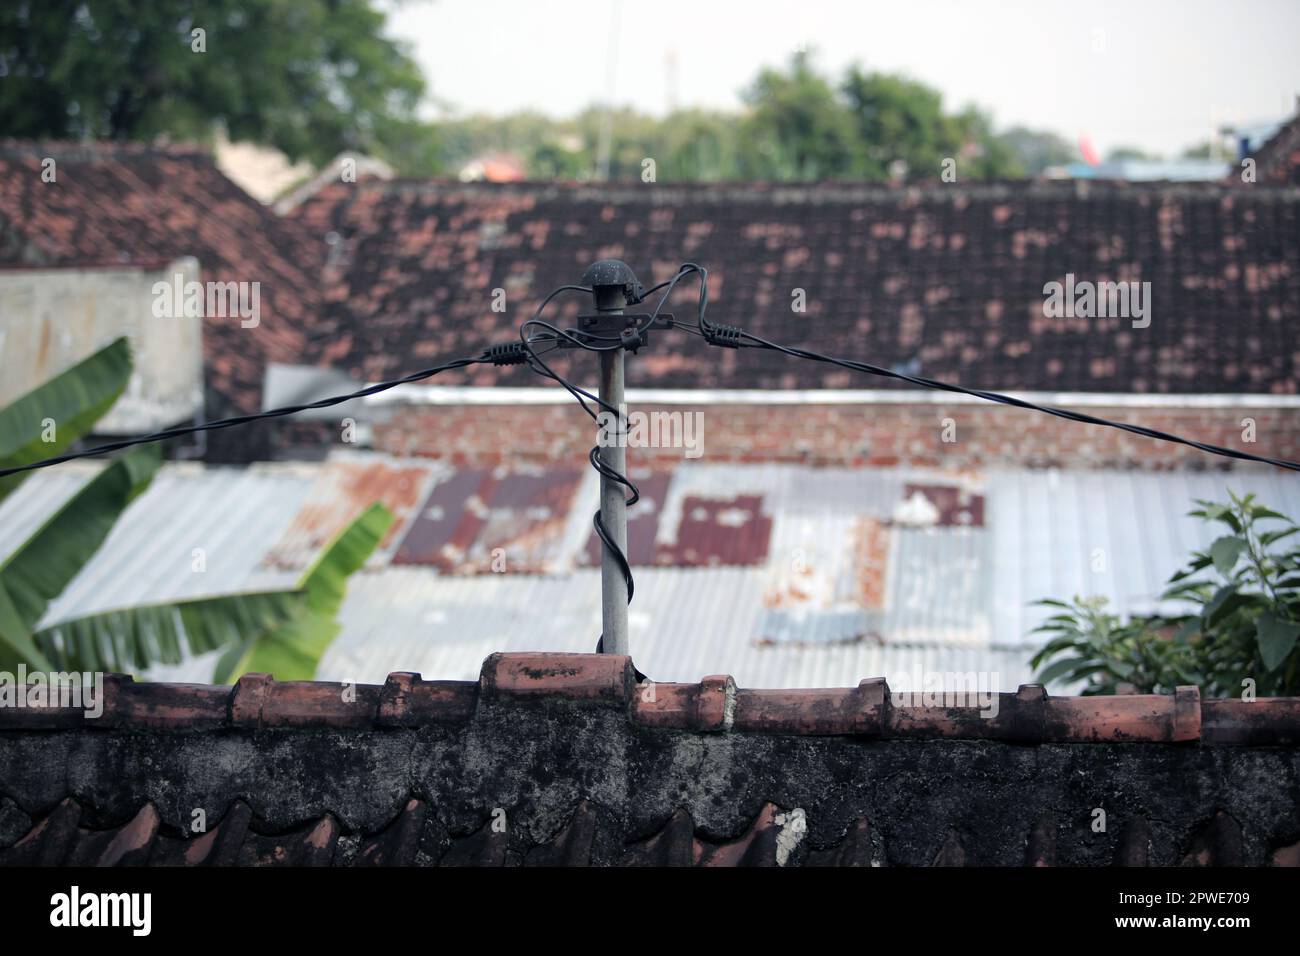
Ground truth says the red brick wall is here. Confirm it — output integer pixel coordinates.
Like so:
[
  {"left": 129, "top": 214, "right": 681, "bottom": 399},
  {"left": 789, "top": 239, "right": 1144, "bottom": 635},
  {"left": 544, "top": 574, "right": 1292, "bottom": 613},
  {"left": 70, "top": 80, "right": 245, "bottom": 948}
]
[{"left": 370, "top": 399, "right": 1299, "bottom": 471}]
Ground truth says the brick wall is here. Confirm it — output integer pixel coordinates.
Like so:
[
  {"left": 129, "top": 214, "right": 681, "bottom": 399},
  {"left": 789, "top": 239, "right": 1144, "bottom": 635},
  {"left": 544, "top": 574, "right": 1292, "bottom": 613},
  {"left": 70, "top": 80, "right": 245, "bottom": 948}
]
[{"left": 370, "top": 397, "right": 1298, "bottom": 471}]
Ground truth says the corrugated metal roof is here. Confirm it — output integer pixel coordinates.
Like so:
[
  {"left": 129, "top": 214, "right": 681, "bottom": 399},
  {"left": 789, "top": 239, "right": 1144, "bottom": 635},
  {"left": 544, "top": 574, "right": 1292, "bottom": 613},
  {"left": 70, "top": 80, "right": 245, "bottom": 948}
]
[
  {"left": 885, "top": 527, "right": 990, "bottom": 645},
  {"left": 262, "top": 451, "right": 447, "bottom": 569},
  {"left": 580, "top": 468, "right": 672, "bottom": 567},
  {"left": 985, "top": 467, "right": 1300, "bottom": 646},
  {"left": 0, "top": 463, "right": 103, "bottom": 565},
  {"left": 5, "top": 452, "right": 1299, "bottom": 688},
  {"left": 320, "top": 567, "right": 1040, "bottom": 691}
]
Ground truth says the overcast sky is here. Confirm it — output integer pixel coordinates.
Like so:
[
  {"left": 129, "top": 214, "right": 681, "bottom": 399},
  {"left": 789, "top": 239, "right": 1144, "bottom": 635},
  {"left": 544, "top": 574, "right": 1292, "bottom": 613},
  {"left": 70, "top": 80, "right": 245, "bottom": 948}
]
[{"left": 390, "top": 0, "right": 1300, "bottom": 157}]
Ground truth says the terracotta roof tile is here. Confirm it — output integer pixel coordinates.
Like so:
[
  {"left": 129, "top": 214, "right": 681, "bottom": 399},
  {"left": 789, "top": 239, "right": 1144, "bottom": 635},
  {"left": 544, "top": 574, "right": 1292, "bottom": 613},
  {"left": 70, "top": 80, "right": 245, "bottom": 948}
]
[
  {"left": 2, "top": 653, "right": 1297, "bottom": 745},
  {"left": 6, "top": 142, "right": 1300, "bottom": 448}
]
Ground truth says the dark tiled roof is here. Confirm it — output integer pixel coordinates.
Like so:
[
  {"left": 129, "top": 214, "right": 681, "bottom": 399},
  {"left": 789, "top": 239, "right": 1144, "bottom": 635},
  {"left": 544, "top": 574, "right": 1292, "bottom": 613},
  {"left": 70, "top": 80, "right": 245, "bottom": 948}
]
[
  {"left": 5, "top": 141, "right": 1299, "bottom": 429},
  {"left": 0, "top": 141, "right": 322, "bottom": 417},
  {"left": 292, "top": 178, "right": 1300, "bottom": 395},
  {"left": 1248, "top": 109, "right": 1300, "bottom": 187},
  {"left": 3, "top": 655, "right": 1299, "bottom": 866}
]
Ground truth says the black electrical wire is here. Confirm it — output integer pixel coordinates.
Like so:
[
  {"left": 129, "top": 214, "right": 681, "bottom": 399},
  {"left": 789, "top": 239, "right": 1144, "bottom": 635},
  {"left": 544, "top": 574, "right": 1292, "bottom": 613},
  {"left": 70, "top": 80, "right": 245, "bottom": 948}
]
[
  {"left": 658, "top": 262, "right": 1300, "bottom": 474},
  {"left": 719, "top": 330, "right": 1300, "bottom": 473},
  {"left": 11, "top": 256, "right": 1290, "bottom": 678},
  {"left": 651, "top": 262, "right": 710, "bottom": 336},
  {"left": 0, "top": 350, "right": 499, "bottom": 480}
]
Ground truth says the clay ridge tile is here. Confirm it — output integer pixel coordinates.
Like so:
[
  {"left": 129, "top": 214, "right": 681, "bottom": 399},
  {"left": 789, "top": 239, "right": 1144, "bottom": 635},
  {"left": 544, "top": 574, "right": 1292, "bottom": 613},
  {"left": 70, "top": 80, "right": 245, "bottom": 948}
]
[{"left": 1, "top": 653, "right": 1299, "bottom": 744}]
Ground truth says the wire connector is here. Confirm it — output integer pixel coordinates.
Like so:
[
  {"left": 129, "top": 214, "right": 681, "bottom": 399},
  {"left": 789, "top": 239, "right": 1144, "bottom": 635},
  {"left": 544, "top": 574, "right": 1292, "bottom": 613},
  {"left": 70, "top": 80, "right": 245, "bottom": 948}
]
[
  {"left": 487, "top": 342, "right": 529, "bottom": 366},
  {"left": 702, "top": 323, "right": 747, "bottom": 349}
]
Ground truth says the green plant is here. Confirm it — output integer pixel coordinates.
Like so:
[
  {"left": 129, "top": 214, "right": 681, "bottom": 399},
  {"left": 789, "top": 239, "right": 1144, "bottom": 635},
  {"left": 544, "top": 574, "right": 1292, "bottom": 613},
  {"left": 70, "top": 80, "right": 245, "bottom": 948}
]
[
  {"left": 1031, "top": 492, "right": 1300, "bottom": 697},
  {"left": 1, "top": 1, "right": 433, "bottom": 169},
  {"left": 0, "top": 338, "right": 391, "bottom": 681}
]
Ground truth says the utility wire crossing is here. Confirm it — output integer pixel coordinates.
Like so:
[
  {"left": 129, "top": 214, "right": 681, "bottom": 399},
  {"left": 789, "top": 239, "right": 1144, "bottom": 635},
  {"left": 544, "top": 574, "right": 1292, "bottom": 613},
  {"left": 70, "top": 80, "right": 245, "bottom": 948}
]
[
  {"left": 5, "top": 261, "right": 1297, "bottom": 684},
  {"left": 3, "top": 263, "right": 1297, "bottom": 482}
]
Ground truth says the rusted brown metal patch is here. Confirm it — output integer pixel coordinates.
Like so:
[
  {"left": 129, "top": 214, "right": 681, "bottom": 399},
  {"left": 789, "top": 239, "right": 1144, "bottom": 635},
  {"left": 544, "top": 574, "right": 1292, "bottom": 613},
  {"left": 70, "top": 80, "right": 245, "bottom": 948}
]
[
  {"left": 903, "top": 483, "right": 985, "bottom": 527},
  {"left": 395, "top": 467, "right": 583, "bottom": 573},
  {"left": 656, "top": 494, "right": 772, "bottom": 567}
]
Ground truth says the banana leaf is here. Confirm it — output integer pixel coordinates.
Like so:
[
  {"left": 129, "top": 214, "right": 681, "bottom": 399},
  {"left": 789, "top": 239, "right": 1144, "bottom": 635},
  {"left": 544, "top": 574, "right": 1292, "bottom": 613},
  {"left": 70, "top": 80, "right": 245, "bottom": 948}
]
[
  {"left": 32, "top": 503, "right": 394, "bottom": 682},
  {"left": 214, "top": 503, "right": 394, "bottom": 682},
  {"left": 0, "top": 337, "right": 133, "bottom": 501},
  {"left": 0, "top": 445, "right": 159, "bottom": 669}
]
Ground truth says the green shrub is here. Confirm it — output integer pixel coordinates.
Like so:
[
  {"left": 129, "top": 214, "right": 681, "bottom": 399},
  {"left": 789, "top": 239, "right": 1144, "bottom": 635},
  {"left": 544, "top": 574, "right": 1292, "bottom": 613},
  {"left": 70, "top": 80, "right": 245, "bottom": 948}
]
[{"left": 1030, "top": 492, "right": 1300, "bottom": 697}]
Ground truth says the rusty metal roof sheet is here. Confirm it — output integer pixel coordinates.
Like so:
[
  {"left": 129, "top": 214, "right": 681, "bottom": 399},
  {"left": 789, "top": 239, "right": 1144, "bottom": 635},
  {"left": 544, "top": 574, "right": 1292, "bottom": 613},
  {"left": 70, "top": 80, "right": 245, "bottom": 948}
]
[
  {"left": 262, "top": 452, "right": 446, "bottom": 569},
  {"left": 395, "top": 464, "right": 589, "bottom": 573}
]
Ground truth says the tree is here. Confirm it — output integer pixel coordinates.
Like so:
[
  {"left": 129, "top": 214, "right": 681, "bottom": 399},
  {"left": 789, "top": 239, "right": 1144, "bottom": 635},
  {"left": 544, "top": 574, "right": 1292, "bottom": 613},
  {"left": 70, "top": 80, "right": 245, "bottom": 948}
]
[
  {"left": 840, "top": 67, "right": 958, "bottom": 179},
  {"left": 1106, "top": 145, "right": 1160, "bottom": 163},
  {"left": 572, "top": 106, "right": 666, "bottom": 181},
  {"left": 657, "top": 109, "right": 741, "bottom": 182},
  {"left": 1030, "top": 493, "right": 1300, "bottom": 697},
  {"left": 942, "top": 105, "right": 1023, "bottom": 180},
  {"left": 0, "top": 338, "right": 391, "bottom": 681},
  {"left": 1180, "top": 141, "right": 1214, "bottom": 160},
  {"left": 738, "top": 50, "right": 859, "bottom": 180},
  {"left": 737, "top": 53, "right": 1023, "bottom": 182},
  {"left": 0, "top": 0, "right": 435, "bottom": 168},
  {"left": 996, "top": 126, "right": 1078, "bottom": 175},
  {"left": 839, "top": 68, "right": 1024, "bottom": 180}
]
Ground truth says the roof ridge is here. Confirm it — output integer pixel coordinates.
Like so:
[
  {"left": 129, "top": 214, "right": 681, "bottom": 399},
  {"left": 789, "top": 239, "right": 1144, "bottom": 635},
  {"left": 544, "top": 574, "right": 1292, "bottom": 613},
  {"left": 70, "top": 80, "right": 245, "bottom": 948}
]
[
  {"left": 309, "top": 176, "right": 1300, "bottom": 202},
  {"left": 0, "top": 139, "right": 213, "bottom": 161},
  {"left": 1249, "top": 108, "right": 1300, "bottom": 164},
  {"left": 2, "top": 652, "right": 1296, "bottom": 744}
]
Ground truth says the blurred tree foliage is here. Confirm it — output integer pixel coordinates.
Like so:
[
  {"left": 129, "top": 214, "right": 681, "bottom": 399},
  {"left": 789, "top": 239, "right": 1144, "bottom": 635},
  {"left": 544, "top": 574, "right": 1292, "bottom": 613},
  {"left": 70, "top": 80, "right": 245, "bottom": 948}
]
[
  {"left": 1106, "top": 145, "right": 1160, "bottom": 163},
  {"left": 994, "top": 126, "right": 1079, "bottom": 175},
  {"left": 2, "top": 10, "right": 1067, "bottom": 182},
  {"left": 737, "top": 50, "right": 860, "bottom": 179},
  {"left": 0, "top": 0, "right": 434, "bottom": 169},
  {"left": 444, "top": 52, "right": 1029, "bottom": 182}
]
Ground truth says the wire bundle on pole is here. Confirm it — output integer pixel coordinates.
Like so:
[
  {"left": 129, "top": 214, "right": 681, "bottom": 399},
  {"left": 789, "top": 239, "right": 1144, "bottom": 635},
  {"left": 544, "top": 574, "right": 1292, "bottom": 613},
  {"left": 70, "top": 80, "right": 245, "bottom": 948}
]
[{"left": 515, "top": 285, "right": 643, "bottom": 666}]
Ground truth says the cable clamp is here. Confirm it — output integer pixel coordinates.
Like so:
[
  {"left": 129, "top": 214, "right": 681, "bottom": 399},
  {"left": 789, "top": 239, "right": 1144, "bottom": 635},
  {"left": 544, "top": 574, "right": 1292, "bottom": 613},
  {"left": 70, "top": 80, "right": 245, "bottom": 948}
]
[
  {"left": 487, "top": 342, "right": 529, "bottom": 366},
  {"left": 702, "top": 324, "right": 747, "bottom": 349}
]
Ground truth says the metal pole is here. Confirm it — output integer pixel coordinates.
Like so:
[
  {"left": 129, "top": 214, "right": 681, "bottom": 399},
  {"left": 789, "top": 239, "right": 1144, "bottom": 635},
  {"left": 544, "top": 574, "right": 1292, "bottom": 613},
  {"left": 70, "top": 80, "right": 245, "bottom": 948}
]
[{"left": 596, "top": 289, "right": 630, "bottom": 655}]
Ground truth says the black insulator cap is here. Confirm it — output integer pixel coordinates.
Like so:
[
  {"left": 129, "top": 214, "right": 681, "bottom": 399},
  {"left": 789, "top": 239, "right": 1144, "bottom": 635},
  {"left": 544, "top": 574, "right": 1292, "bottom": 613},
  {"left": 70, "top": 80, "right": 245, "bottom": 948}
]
[{"left": 581, "top": 259, "right": 643, "bottom": 307}]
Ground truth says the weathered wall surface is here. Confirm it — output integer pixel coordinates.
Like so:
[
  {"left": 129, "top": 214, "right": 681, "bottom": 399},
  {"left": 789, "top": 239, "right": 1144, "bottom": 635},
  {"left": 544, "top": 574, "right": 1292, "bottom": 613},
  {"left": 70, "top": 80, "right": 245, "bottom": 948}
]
[
  {"left": 0, "top": 259, "right": 204, "bottom": 432},
  {"left": 2, "top": 656, "right": 1299, "bottom": 866}
]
